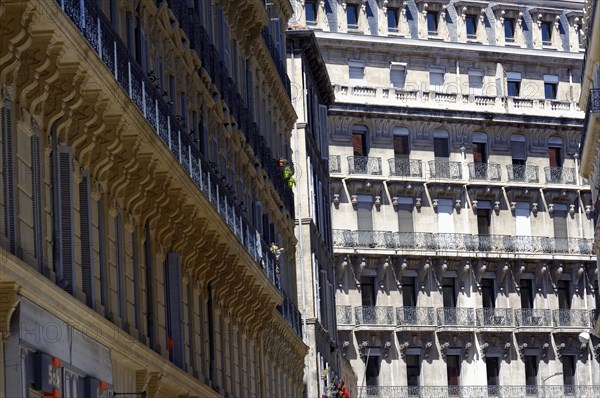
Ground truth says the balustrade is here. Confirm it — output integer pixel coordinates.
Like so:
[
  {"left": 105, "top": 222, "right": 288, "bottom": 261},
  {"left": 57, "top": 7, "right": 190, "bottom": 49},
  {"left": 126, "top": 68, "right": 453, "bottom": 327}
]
[
  {"left": 355, "top": 306, "right": 395, "bottom": 325},
  {"left": 553, "top": 309, "right": 594, "bottom": 328},
  {"left": 388, "top": 158, "right": 423, "bottom": 177},
  {"left": 347, "top": 156, "right": 383, "bottom": 175},
  {"left": 477, "top": 308, "right": 514, "bottom": 327},
  {"left": 396, "top": 307, "right": 436, "bottom": 326},
  {"left": 337, "top": 305, "right": 353, "bottom": 325},
  {"left": 544, "top": 167, "right": 577, "bottom": 184},
  {"left": 506, "top": 164, "right": 539, "bottom": 183},
  {"left": 357, "top": 385, "right": 599, "bottom": 398},
  {"left": 428, "top": 160, "right": 462, "bottom": 179},
  {"left": 468, "top": 162, "right": 502, "bottom": 181},
  {"left": 329, "top": 155, "right": 342, "bottom": 174},
  {"left": 515, "top": 309, "right": 553, "bottom": 327},
  {"left": 437, "top": 307, "right": 476, "bottom": 326}
]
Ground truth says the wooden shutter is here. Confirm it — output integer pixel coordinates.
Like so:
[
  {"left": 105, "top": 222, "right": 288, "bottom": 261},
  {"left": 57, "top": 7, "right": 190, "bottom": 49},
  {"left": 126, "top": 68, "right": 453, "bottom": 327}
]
[
  {"left": 57, "top": 146, "right": 74, "bottom": 294},
  {"left": 352, "top": 133, "right": 365, "bottom": 156},
  {"left": 1, "top": 102, "right": 16, "bottom": 254},
  {"left": 548, "top": 147, "right": 561, "bottom": 167},
  {"left": 433, "top": 137, "right": 449, "bottom": 158},
  {"left": 394, "top": 135, "right": 409, "bottom": 157},
  {"left": 356, "top": 201, "right": 373, "bottom": 231},
  {"left": 397, "top": 204, "right": 414, "bottom": 233},
  {"left": 472, "top": 143, "right": 486, "bottom": 163},
  {"left": 132, "top": 231, "right": 141, "bottom": 332},
  {"left": 31, "top": 134, "right": 44, "bottom": 272},
  {"left": 553, "top": 210, "right": 568, "bottom": 238},
  {"left": 79, "top": 171, "right": 95, "bottom": 309},
  {"left": 165, "top": 252, "right": 185, "bottom": 368},
  {"left": 187, "top": 283, "right": 196, "bottom": 374}
]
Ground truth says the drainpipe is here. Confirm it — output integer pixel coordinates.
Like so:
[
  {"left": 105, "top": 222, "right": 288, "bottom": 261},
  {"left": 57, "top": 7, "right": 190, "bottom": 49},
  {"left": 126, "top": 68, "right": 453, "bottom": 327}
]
[{"left": 578, "top": 190, "right": 585, "bottom": 238}]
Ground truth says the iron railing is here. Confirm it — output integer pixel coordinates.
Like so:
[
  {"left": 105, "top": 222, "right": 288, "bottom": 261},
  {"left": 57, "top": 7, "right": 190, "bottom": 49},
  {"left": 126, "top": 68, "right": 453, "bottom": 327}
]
[
  {"left": 468, "top": 162, "right": 502, "bottom": 182},
  {"left": 396, "top": 307, "right": 436, "bottom": 326},
  {"left": 53, "top": 0, "right": 301, "bottom": 332},
  {"left": 355, "top": 306, "right": 395, "bottom": 325},
  {"left": 506, "top": 164, "right": 539, "bottom": 183},
  {"left": 260, "top": 27, "right": 291, "bottom": 97},
  {"left": 277, "top": 290, "right": 303, "bottom": 338},
  {"left": 514, "top": 309, "right": 553, "bottom": 327},
  {"left": 332, "top": 230, "right": 594, "bottom": 255},
  {"left": 437, "top": 307, "right": 476, "bottom": 326},
  {"left": 552, "top": 309, "right": 594, "bottom": 328},
  {"left": 357, "top": 385, "right": 600, "bottom": 398},
  {"left": 544, "top": 167, "right": 577, "bottom": 185},
  {"left": 347, "top": 156, "right": 383, "bottom": 175},
  {"left": 329, "top": 155, "right": 342, "bottom": 174},
  {"left": 337, "top": 305, "right": 353, "bottom": 325},
  {"left": 477, "top": 308, "right": 514, "bottom": 327},
  {"left": 388, "top": 158, "right": 423, "bottom": 177},
  {"left": 428, "top": 160, "right": 462, "bottom": 179},
  {"left": 590, "top": 88, "right": 600, "bottom": 112}
]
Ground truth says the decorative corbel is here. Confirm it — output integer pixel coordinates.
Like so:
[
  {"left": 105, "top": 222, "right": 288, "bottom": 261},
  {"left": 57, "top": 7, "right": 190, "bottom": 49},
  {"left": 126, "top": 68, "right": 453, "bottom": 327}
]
[
  {"left": 493, "top": 201, "right": 500, "bottom": 215},
  {"left": 354, "top": 257, "right": 367, "bottom": 287},
  {"left": 536, "top": 264, "right": 548, "bottom": 291},
  {"left": 432, "top": 198, "right": 439, "bottom": 211},
  {"left": 383, "top": 341, "right": 392, "bottom": 358},
  {"left": 358, "top": 340, "right": 369, "bottom": 357},
  {"left": 377, "top": 257, "right": 391, "bottom": 289},
  {"left": 333, "top": 193, "right": 340, "bottom": 208},
  {"left": 423, "top": 341, "right": 433, "bottom": 359},
  {"left": 393, "top": 258, "right": 408, "bottom": 289},
  {"left": 461, "top": 6, "right": 467, "bottom": 20},
  {"left": 436, "top": 260, "right": 448, "bottom": 288},
  {"left": 351, "top": 195, "right": 358, "bottom": 207},
  {"left": 374, "top": 195, "right": 382, "bottom": 211},
  {"left": 503, "top": 343, "right": 512, "bottom": 359},
  {"left": 556, "top": 342, "right": 565, "bottom": 359},
  {"left": 499, "top": 10, "right": 506, "bottom": 26},
  {"left": 455, "top": 199, "right": 461, "bottom": 213},
  {"left": 532, "top": 203, "right": 538, "bottom": 217},
  {"left": 569, "top": 204, "right": 576, "bottom": 217},
  {"left": 553, "top": 264, "right": 564, "bottom": 284},
  {"left": 579, "top": 341, "right": 588, "bottom": 358},
  {"left": 440, "top": 342, "right": 450, "bottom": 360},
  {"left": 574, "top": 264, "right": 584, "bottom": 294},
  {"left": 518, "top": 343, "right": 528, "bottom": 359},
  {"left": 541, "top": 342, "right": 550, "bottom": 358},
  {"left": 510, "top": 202, "right": 516, "bottom": 213},
  {"left": 415, "top": 197, "right": 422, "bottom": 212},
  {"left": 441, "top": 5, "right": 447, "bottom": 20},
  {"left": 399, "top": 341, "right": 410, "bottom": 358},
  {"left": 536, "top": 13, "right": 543, "bottom": 27},
  {"left": 464, "top": 342, "right": 472, "bottom": 358},
  {"left": 554, "top": 15, "right": 560, "bottom": 30},
  {"left": 548, "top": 203, "right": 554, "bottom": 216},
  {"left": 480, "top": 8, "right": 486, "bottom": 22},
  {"left": 392, "top": 196, "right": 399, "bottom": 207},
  {"left": 480, "top": 342, "right": 489, "bottom": 359},
  {"left": 471, "top": 200, "right": 478, "bottom": 211},
  {"left": 336, "top": 256, "right": 350, "bottom": 288},
  {"left": 585, "top": 205, "right": 593, "bottom": 219},
  {"left": 0, "top": 282, "right": 21, "bottom": 341},
  {"left": 513, "top": 263, "right": 525, "bottom": 291},
  {"left": 476, "top": 262, "right": 487, "bottom": 286},
  {"left": 593, "top": 344, "right": 600, "bottom": 360},
  {"left": 419, "top": 259, "right": 431, "bottom": 287},
  {"left": 497, "top": 263, "right": 509, "bottom": 291}
]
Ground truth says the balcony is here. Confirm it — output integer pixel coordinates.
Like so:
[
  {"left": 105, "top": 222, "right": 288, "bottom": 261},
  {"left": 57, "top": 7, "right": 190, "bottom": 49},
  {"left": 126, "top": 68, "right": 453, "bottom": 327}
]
[
  {"left": 357, "top": 385, "right": 600, "bottom": 398},
  {"left": 428, "top": 160, "right": 462, "bottom": 179},
  {"left": 437, "top": 307, "right": 476, "bottom": 327},
  {"left": 388, "top": 158, "right": 423, "bottom": 177},
  {"left": 544, "top": 167, "right": 577, "bottom": 185},
  {"left": 347, "top": 156, "right": 383, "bottom": 175},
  {"left": 332, "top": 230, "right": 594, "bottom": 256},
  {"left": 355, "top": 306, "right": 395, "bottom": 326},
  {"left": 515, "top": 309, "right": 553, "bottom": 328},
  {"left": 468, "top": 162, "right": 502, "bottom": 182},
  {"left": 477, "top": 308, "right": 514, "bottom": 328},
  {"left": 553, "top": 309, "right": 594, "bottom": 328},
  {"left": 329, "top": 155, "right": 342, "bottom": 174},
  {"left": 261, "top": 27, "right": 291, "bottom": 97},
  {"left": 506, "top": 164, "right": 539, "bottom": 183},
  {"left": 590, "top": 88, "right": 600, "bottom": 112},
  {"left": 396, "top": 307, "right": 436, "bottom": 327},
  {"left": 277, "top": 290, "right": 303, "bottom": 338},
  {"left": 336, "top": 305, "right": 354, "bottom": 326}
]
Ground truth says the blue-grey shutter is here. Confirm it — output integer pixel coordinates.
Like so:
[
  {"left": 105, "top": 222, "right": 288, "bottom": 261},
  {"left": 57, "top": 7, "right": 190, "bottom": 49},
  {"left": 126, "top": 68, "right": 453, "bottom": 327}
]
[
  {"left": 324, "top": 0, "right": 338, "bottom": 32},
  {"left": 187, "top": 282, "right": 196, "bottom": 375},
  {"left": 132, "top": 230, "right": 141, "bottom": 333},
  {"left": 116, "top": 209, "right": 126, "bottom": 328},
  {"left": 1, "top": 101, "right": 16, "bottom": 254},
  {"left": 57, "top": 146, "right": 74, "bottom": 294},
  {"left": 98, "top": 198, "right": 108, "bottom": 314},
  {"left": 79, "top": 171, "right": 95, "bottom": 309},
  {"left": 165, "top": 252, "right": 184, "bottom": 368},
  {"left": 31, "top": 134, "right": 44, "bottom": 272},
  {"left": 144, "top": 221, "right": 156, "bottom": 349}
]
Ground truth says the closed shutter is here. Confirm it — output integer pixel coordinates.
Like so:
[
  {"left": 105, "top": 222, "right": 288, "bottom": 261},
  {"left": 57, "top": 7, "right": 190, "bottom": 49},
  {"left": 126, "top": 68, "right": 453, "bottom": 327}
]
[
  {"left": 352, "top": 133, "right": 365, "bottom": 156},
  {"left": 397, "top": 204, "right": 414, "bottom": 233},
  {"left": 187, "top": 282, "right": 196, "bottom": 373},
  {"left": 468, "top": 73, "right": 483, "bottom": 95},
  {"left": 477, "top": 209, "right": 490, "bottom": 235},
  {"left": 115, "top": 210, "right": 126, "bottom": 327},
  {"left": 515, "top": 202, "right": 531, "bottom": 236},
  {"left": 58, "top": 147, "right": 74, "bottom": 294},
  {"left": 349, "top": 65, "right": 364, "bottom": 81},
  {"left": 165, "top": 252, "right": 184, "bottom": 368},
  {"left": 319, "top": 105, "right": 328, "bottom": 157},
  {"left": 511, "top": 140, "right": 526, "bottom": 160},
  {"left": 1, "top": 102, "right": 16, "bottom": 254},
  {"left": 79, "top": 171, "right": 95, "bottom": 309},
  {"left": 31, "top": 134, "right": 44, "bottom": 272},
  {"left": 132, "top": 231, "right": 141, "bottom": 332},
  {"left": 393, "top": 135, "right": 409, "bottom": 157},
  {"left": 144, "top": 221, "right": 155, "bottom": 349},
  {"left": 472, "top": 143, "right": 486, "bottom": 163},
  {"left": 548, "top": 147, "right": 562, "bottom": 167},
  {"left": 390, "top": 67, "right": 405, "bottom": 88},
  {"left": 357, "top": 201, "right": 373, "bottom": 231},
  {"left": 553, "top": 210, "right": 568, "bottom": 238},
  {"left": 433, "top": 137, "right": 449, "bottom": 158},
  {"left": 437, "top": 199, "right": 454, "bottom": 233},
  {"left": 98, "top": 198, "right": 108, "bottom": 314}
]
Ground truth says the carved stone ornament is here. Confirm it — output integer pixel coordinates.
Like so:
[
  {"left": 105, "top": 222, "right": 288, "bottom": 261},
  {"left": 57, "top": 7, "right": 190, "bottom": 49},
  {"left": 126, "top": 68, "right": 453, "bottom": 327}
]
[
  {"left": 125, "top": 212, "right": 137, "bottom": 233},
  {"left": 91, "top": 178, "right": 104, "bottom": 201},
  {"left": 0, "top": 281, "right": 21, "bottom": 341}
]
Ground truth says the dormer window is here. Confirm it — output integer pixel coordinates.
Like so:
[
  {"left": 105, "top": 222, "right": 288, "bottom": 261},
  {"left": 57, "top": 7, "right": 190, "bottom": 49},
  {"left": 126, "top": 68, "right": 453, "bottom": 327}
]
[
  {"left": 540, "top": 21, "right": 552, "bottom": 45},
  {"left": 347, "top": 4, "right": 359, "bottom": 30},
  {"left": 465, "top": 14, "right": 477, "bottom": 39},
  {"left": 504, "top": 18, "right": 515, "bottom": 42},
  {"left": 427, "top": 12, "right": 439, "bottom": 36}
]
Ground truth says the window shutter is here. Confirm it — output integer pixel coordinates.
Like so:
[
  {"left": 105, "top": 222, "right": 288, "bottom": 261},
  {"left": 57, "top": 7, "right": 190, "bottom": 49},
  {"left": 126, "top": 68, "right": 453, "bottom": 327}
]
[
  {"left": 394, "top": 135, "right": 409, "bottom": 157},
  {"left": 511, "top": 140, "right": 526, "bottom": 160},
  {"left": 349, "top": 65, "right": 364, "bottom": 81},
  {"left": 79, "top": 171, "right": 95, "bottom": 309},
  {"left": 477, "top": 209, "right": 490, "bottom": 235},
  {"left": 144, "top": 221, "right": 155, "bottom": 349},
  {"left": 115, "top": 210, "right": 126, "bottom": 327},
  {"left": 357, "top": 201, "right": 373, "bottom": 231},
  {"left": 98, "top": 198, "right": 108, "bottom": 314},
  {"left": 553, "top": 210, "right": 568, "bottom": 238},
  {"left": 352, "top": 133, "right": 365, "bottom": 156},
  {"left": 548, "top": 147, "right": 561, "bottom": 167},
  {"left": 468, "top": 73, "right": 483, "bottom": 95},
  {"left": 472, "top": 143, "right": 485, "bottom": 163},
  {"left": 165, "top": 252, "right": 185, "bottom": 368},
  {"left": 58, "top": 147, "right": 74, "bottom": 294},
  {"left": 187, "top": 282, "right": 196, "bottom": 373},
  {"left": 397, "top": 204, "right": 414, "bottom": 233},
  {"left": 31, "top": 134, "right": 44, "bottom": 272},
  {"left": 433, "top": 137, "right": 449, "bottom": 158},
  {"left": 319, "top": 105, "right": 328, "bottom": 157},
  {"left": 390, "top": 68, "right": 405, "bottom": 88},
  {"left": 132, "top": 231, "right": 141, "bottom": 332},
  {"left": 1, "top": 102, "right": 16, "bottom": 254}
]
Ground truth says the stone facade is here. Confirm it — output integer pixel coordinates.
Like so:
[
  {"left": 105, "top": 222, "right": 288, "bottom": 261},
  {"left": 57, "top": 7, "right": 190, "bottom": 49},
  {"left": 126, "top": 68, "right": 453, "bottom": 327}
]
[
  {"left": 0, "top": 0, "right": 306, "bottom": 397},
  {"left": 296, "top": 0, "right": 599, "bottom": 396}
]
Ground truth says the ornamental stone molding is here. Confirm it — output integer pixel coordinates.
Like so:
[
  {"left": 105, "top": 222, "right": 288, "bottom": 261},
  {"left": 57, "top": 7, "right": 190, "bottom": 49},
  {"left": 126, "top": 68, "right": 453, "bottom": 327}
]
[{"left": 0, "top": 281, "right": 21, "bottom": 341}]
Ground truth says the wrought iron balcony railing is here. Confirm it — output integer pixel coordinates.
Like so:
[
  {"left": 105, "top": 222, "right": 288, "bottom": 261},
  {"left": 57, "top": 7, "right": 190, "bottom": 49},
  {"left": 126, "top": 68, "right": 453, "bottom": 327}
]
[
  {"left": 468, "top": 162, "right": 502, "bottom": 182},
  {"left": 388, "top": 158, "right": 423, "bottom": 177},
  {"left": 477, "top": 308, "right": 514, "bottom": 327},
  {"left": 553, "top": 309, "right": 594, "bottom": 328},
  {"left": 544, "top": 167, "right": 577, "bottom": 185},
  {"left": 329, "top": 155, "right": 342, "bottom": 174},
  {"left": 347, "top": 156, "right": 383, "bottom": 175},
  {"left": 396, "top": 307, "right": 436, "bottom": 326},
  {"left": 336, "top": 305, "right": 353, "bottom": 325},
  {"left": 437, "top": 307, "right": 476, "bottom": 327},
  {"left": 515, "top": 308, "right": 553, "bottom": 327},
  {"left": 260, "top": 27, "right": 291, "bottom": 97},
  {"left": 428, "top": 160, "right": 462, "bottom": 179},
  {"left": 277, "top": 290, "right": 303, "bottom": 338},
  {"left": 357, "top": 385, "right": 600, "bottom": 398},
  {"left": 55, "top": 0, "right": 286, "bottom": 292},
  {"left": 590, "top": 88, "right": 600, "bottom": 112},
  {"left": 355, "top": 306, "right": 395, "bottom": 325},
  {"left": 506, "top": 164, "right": 539, "bottom": 183},
  {"left": 332, "top": 230, "right": 594, "bottom": 255}
]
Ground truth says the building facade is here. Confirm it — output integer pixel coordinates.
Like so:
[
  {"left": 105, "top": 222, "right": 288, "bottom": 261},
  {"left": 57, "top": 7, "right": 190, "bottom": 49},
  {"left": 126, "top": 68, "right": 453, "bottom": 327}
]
[
  {"left": 295, "top": 0, "right": 600, "bottom": 396},
  {"left": 579, "top": 0, "right": 600, "bottom": 337},
  {"left": 0, "top": 0, "right": 306, "bottom": 397}
]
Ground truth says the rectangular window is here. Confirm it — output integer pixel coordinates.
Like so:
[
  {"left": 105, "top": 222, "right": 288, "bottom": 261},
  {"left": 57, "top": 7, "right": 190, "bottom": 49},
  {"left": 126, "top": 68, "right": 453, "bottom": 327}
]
[
  {"left": 393, "top": 135, "right": 409, "bottom": 158},
  {"left": 557, "top": 280, "right": 571, "bottom": 310},
  {"left": 349, "top": 60, "right": 365, "bottom": 82},
  {"left": 347, "top": 4, "right": 359, "bottom": 29},
  {"left": 2, "top": 101, "right": 16, "bottom": 255},
  {"left": 79, "top": 171, "right": 95, "bottom": 309},
  {"left": 356, "top": 197, "right": 373, "bottom": 231},
  {"left": 562, "top": 356, "right": 575, "bottom": 386},
  {"left": 31, "top": 134, "right": 44, "bottom": 272},
  {"left": 361, "top": 276, "right": 376, "bottom": 306},
  {"left": 406, "top": 355, "right": 420, "bottom": 387},
  {"left": 472, "top": 142, "right": 487, "bottom": 163},
  {"left": 504, "top": 18, "right": 515, "bottom": 42},
  {"left": 427, "top": 12, "right": 438, "bottom": 35},
  {"left": 468, "top": 70, "right": 484, "bottom": 96},
  {"left": 442, "top": 277, "right": 457, "bottom": 308},
  {"left": 387, "top": 8, "right": 399, "bottom": 32},
  {"left": 481, "top": 278, "right": 495, "bottom": 308},
  {"left": 437, "top": 198, "right": 454, "bottom": 233},
  {"left": 548, "top": 146, "right": 563, "bottom": 168},
  {"left": 397, "top": 202, "right": 414, "bottom": 233},
  {"left": 486, "top": 357, "right": 500, "bottom": 386},
  {"left": 544, "top": 74, "right": 559, "bottom": 100},
  {"left": 553, "top": 208, "right": 568, "bottom": 239},
  {"left": 520, "top": 278, "right": 534, "bottom": 309},
  {"left": 541, "top": 21, "right": 552, "bottom": 45},
  {"left": 466, "top": 15, "right": 477, "bottom": 39},
  {"left": 56, "top": 146, "right": 75, "bottom": 294},
  {"left": 402, "top": 277, "right": 417, "bottom": 307},
  {"left": 352, "top": 131, "right": 367, "bottom": 156},
  {"left": 305, "top": 1, "right": 317, "bottom": 25},
  {"left": 390, "top": 64, "right": 406, "bottom": 88},
  {"left": 524, "top": 355, "right": 538, "bottom": 387},
  {"left": 165, "top": 253, "right": 184, "bottom": 369},
  {"left": 365, "top": 356, "right": 380, "bottom": 387},
  {"left": 507, "top": 72, "right": 522, "bottom": 97},
  {"left": 515, "top": 202, "right": 531, "bottom": 237},
  {"left": 477, "top": 209, "right": 491, "bottom": 237},
  {"left": 429, "top": 67, "right": 445, "bottom": 92},
  {"left": 433, "top": 137, "right": 449, "bottom": 158},
  {"left": 446, "top": 355, "right": 461, "bottom": 386}
]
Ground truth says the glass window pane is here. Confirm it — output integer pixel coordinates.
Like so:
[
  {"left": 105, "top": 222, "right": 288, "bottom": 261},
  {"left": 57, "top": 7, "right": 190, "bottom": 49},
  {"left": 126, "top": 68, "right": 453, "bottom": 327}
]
[
  {"left": 388, "top": 9, "right": 398, "bottom": 32},
  {"left": 466, "top": 15, "right": 477, "bottom": 38},
  {"left": 306, "top": 2, "right": 317, "bottom": 23},
  {"left": 504, "top": 19, "right": 514, "bottom": 41},
  {"left": 347, "top": 5, "right": 358, "bottom": 28},
  {"left": 427, "top": 12, "right": 438, "bottom": 34}
]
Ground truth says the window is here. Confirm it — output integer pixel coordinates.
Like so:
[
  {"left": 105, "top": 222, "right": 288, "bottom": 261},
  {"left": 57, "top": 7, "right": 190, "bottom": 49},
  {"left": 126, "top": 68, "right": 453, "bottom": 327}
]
[
  {"left": 540, "top": 21, "right": 552, "bottom": 45},
  {"left": 429, "top": 67, "right": 445, "bottom": 92},
  {"left": 361, "top": 276, "right": 376, "bottom": 306},
  {"left": 466, "top": 14, "right": 477, "bottom": 39},
  {"left": 544, "top": 75, "right": 558, "bottom": 100},
  {"left": 388, "top": 8, "right": 399, "bottom": 32},
  {"left": 347, "top": 4, "right": 359, "bottom": 29},
  {"left": 406, "top": 355, "right": 421, "bottom": 387},
  {"left": 477, "top": 209, "right": 491, "bottom": 237},
  {"left": 553, "top": 204, "right": 568, "bottom": 251},
  {"left": 511, "top": 134, "right": 527, "bottom": 180},
  {"left": 349, "top": 59, "right": 365, "bottom": 83},
  {"left": 468, "top": 70, "right": 484, "bottom": 96},
  {"left": 486, "top": 357, "right": 500, "bottom": 387},
  {"left": 520, "top": 278, "right": 534, "bottom": 309},
  {"left": 365, "top": 356, "right": 380, "bottom": 387},
  {"left": 433, "top": 131, "right": 449, "bottom": 159},
  {"left": 557, "top": 280, "right": 571, "bottom": 310},
  {"left": 352, "top": 125, "right": 368, "bottom": 156},
  {"left": 393, "top": 127, "right": 410, "bottom": 158},
  {"left": 472, "top": 133, "right": 488, "bottom": 163},
  {"left": 402, "top": 277, "right": 417, "bottom": 307},
  {"left": 356, "top": 195, "right": 373, "bottom": 232},
  {"left": 305, "top": 1, "right": 317, "bottom": 25},
  {"left": 442, "top": 277, "right": 457, "bottom": 308},
  {"left": 397, "top": 197, "right": 414, "bottom": 233},
  {"left": 524, "top": 355, "right": 538, "bottom": 388},
  {"left": 390, "top": 63, "right": 406, "bottom": 88},
  {"left": 548, "top": 137, "right": 563, "bottom": 168},
  {"left": 507, "top": 72, "right": 522, "bottom": 97},
  {"left": 446, "top": 355, "right": 461, "bottom": 386},
  {"left": 562, "top": 356, "right": 575, "bottom": 386},
  {"left": 504, "top": 18, "right": 515, "bottom": 42},
  {"left": 427, "top": 12, "right": 438, "bottom": 35},
  {"left": 481, "top": 278, "right": 495, "bottom": 308}
]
